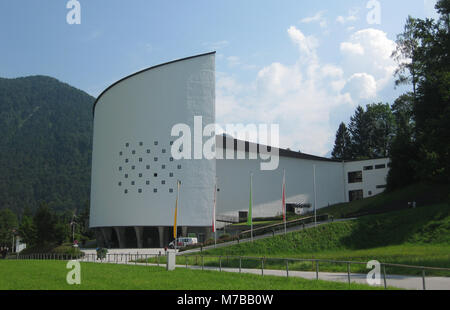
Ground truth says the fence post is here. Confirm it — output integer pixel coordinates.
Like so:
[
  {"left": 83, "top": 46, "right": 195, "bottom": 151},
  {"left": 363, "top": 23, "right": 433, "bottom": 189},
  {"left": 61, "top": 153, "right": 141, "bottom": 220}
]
[
  {"left": 185, "top": 256, "right": 188, "bottom": 269},
  {"left": 286, "top": 259, "right": 289, "bottom": 278},
  {"left": 383, "top": 264, "right": 387, "bottom": 289},
  {"left": 347, "top": 263, "right": 351, "bottom": 285},
  {"left": 219, "top": 256, "right": 222, "bottom": 272},
  {"left": 261, "top": 258, "right": 264, "bottom": 276},
  {"left": 239, "top": 257, "right": 242, "bottom": 273},
  {"left": 315, "top": 260, "right": 319, "bottom": 280},
  {"left": 202, "top": 256, "right": 204, "bottom": 271},
  {"left": 422, "top": 269, "right": 426, "bottom": 290}
]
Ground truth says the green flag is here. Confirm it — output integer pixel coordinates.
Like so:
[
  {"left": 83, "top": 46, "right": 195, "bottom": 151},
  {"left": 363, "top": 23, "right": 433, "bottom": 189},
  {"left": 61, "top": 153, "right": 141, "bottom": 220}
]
[{"left": 247, "top": 173, "right": 253, "bottom": 226}]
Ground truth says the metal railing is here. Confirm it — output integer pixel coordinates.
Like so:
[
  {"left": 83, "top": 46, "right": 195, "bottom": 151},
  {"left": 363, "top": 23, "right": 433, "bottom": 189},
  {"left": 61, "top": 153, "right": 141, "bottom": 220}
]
[{"left": 11, "top": 252, "right": 450, "bottom": 290}]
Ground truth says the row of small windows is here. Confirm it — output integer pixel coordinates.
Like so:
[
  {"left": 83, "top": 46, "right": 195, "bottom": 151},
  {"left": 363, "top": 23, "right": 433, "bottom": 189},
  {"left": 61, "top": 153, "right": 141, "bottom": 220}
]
[
  {"left": 121, "top": 149, "right": 169, "bottom": 156},
  {"left": 124, "top": 141, "right": 174, "bottom": 148},
  {"left": 123, "top": 172, "right": 175, "bottom": 178},
  {"left": 363, "top": 164, "right": 387, "bottom": 171},
  {"left": 119, "top": 179, "right": 167, "bottom": 186},
  {"left": 120, "top": 163, "right": 180, "bottom": 170},
  {"left": 123, "top": 188, "right": 174, "bottom": 194},
  {"left": 124, "top": 157, "right": 174, "bottom": 163}
]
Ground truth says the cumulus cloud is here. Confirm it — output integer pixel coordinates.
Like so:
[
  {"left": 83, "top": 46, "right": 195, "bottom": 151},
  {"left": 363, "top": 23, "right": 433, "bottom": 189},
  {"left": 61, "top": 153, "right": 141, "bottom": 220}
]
[
  {"left": 216, "top": 26, "right": 397, "bottom": 156},
  {"left": 300, "top": 11, "right": 327, "bottom": 28}
]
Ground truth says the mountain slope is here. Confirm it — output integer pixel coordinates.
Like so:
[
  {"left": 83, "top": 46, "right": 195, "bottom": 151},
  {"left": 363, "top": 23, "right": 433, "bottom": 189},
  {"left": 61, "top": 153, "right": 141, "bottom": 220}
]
[{"left": 0, "top": 75, "right": 94, "bottom": 214}]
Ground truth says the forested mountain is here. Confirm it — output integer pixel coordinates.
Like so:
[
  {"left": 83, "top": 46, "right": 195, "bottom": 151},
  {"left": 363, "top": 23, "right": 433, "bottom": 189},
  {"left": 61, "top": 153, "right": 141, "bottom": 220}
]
[{"left": 0, "top": 75, "right": 94, "bottom": 215}]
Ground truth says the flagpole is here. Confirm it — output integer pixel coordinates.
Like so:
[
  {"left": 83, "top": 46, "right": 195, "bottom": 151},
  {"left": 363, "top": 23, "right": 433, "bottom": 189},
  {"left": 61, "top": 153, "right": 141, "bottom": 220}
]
[
  {"left": 250, "top": 172, "right": 253, "bottom": 242},
  {"left": 214, "top": 177, "right": 217, "bottom": 248},
  {"left": 284, "top": 169, "right": 286, "bottom": 235},
  {"left": 174, "top": 180, "right": 180, "bottom": 251},
  {"left": 313, "top": 165, "right": 317, "bottom": 227}
]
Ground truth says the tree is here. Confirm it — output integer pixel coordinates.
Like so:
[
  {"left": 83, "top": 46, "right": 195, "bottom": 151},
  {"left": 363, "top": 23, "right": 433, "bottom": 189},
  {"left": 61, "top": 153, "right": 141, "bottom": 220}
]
[
  {"left": 365, "top": 103, "right": 395, "bottom": 158},
  {"left": 0, "top": 208, "right": 18, "bottom": 248},
  {"left": 348, "top": 106, "right": 371, "bottom": 159},
  {"left": 331, "top": 123, "right": 352, "bottom": 160},
  {"left": 18, "top": 214, "right": 36, "bottom": 247}
]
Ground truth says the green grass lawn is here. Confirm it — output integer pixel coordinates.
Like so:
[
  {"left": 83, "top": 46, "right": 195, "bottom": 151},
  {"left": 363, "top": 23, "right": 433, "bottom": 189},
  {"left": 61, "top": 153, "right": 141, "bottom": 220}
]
[{"left": 0, "top": 260, "right": 390, "bottom": 290}]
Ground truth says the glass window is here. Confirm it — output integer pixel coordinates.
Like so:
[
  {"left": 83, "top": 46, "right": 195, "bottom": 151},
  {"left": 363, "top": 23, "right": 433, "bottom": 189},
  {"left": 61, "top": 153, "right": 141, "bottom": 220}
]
[
  {"left": 162, "top": 165, "right": 166, "bottom": 169},
  {"left": 132, "top": 165, "right": 135, "bottom": 170},
  {"left": 147, "top": 149, "right": 151, "bottom": 154},
  {"left": 131, "top": 181, "right": 135, "bottom": 185},
  {"left": 126, "top": 143, "right": 129, "bottom": 147},
  {"left": 349, "top": 190, "right": 363, "bottom": 201},
  {"left": 375, "top": 164, "right": 386, "bottom": 169},
  {"left": 363, "top": 166, "right": 373, "bottom": 171},
  {"left": 154, "top": 141, "right": 158, "bottom": 146},
  {"left": 119, "top": 151, "right": 123, "bottom": 156},
  {"left": 348, "top": 171, "right": 362, "bottom": 183},
  {"left": 170, "top": 157, "right": 174, "bottom": 162},
  {"left": 162, "top": 149, "right": 166, "bottom": 153},
  {"left": 139, "top": 173, "right": 142, "bottom": 178},
  {"left": 161, "top": 180, "right": 165, "bottom": 185},
  {"left": 154, "top": 173, "right": 158, "bottom": 177},
  {"left": 124, "top": 189, "right": 128, "bottom": 194},
  {"left": 118, "top": 182, "right": 122, "bottom": 186},
  {"left": 125, "top": 159, "right": 129, "bottom": 163},
  {"left": 177, "top": 165, "right": 182, "bottom": 169},
  {"left": 146, "top": 180, "right": 150, "bottom": 185},
  {"left": 132, "top": 150, "right": 136, "bottom": 155},
  {"left": 146, "top": 165, "right": 150, "bottom": 169},
  {"left": 125, "top": 174, "right": 128, "bottom": 179},
  {"left": 169, "top": 173, "right": 173, "bottom": 177},
  {"left": 139, "top": 158, "right": 143, "bottom": 162},
  {"left": 153, "top": 188, "right": 157, "bottom": 193},
  {"left": 169, "top": 188, "right": 173, "bottom": 193},
  {"left": 119, "top": 167, "right": 122, "bottom": 171},
  {"left": 139, "top": 142, "right": 143, "bottom": 146},
  {"left": 138, "top": 188, "right": 142, "bottom": 193}
]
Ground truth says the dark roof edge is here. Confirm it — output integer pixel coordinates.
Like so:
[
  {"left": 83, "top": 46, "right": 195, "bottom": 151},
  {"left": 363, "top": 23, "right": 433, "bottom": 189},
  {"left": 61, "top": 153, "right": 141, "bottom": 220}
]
[
  {"left": 215, "top": 135, "right": 340, "bottom": 163},
  {"left": 92, "top": 51, "right": 216, "bottom": 116}
]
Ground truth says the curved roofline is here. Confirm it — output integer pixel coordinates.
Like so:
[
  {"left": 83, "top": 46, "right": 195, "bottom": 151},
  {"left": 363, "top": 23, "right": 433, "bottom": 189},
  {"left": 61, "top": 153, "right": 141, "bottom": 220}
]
[{"left": 92, "top": 51, "right": 216, "bottom": 116}]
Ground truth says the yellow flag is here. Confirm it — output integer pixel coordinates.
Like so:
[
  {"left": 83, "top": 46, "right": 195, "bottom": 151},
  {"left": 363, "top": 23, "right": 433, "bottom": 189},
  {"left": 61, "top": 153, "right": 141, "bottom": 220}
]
[{"left": 173, "top": 181, "right": 180, "bottom": 239}]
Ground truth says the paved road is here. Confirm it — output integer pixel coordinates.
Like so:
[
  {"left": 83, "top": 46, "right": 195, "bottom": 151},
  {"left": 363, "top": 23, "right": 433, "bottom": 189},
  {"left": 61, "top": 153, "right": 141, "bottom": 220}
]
[{"left": 77, "top": 253, "right": 450, "bottom": 290}]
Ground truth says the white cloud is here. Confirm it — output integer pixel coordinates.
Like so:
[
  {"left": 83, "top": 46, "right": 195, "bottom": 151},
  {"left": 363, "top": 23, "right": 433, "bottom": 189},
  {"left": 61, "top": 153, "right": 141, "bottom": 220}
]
[
  {"left": 300, "top": 11, "right": 328, "bottom": 28},
  {"left": 340, "top": 42, "right": 364, "bottom": 55},
  {"left": 336, "top": 8, "right": 359, "bottom": 24},
  {"left": 216, "top": 26, "right": 397, "bottom": 156},
  {"left": 343, "top": 73, "right": 377, "bottom": 100}
]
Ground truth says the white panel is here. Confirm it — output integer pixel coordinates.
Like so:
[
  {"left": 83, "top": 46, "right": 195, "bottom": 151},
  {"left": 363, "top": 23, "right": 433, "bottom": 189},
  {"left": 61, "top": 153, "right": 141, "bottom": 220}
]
[{"left": 90, "top": 53, "right": 215, "bottom": 227}]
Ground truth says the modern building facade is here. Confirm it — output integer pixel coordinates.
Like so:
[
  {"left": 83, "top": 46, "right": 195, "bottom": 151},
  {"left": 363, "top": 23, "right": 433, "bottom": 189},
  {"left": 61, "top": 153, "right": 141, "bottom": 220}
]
[{"left": 90, "top": 52, "right": 390, "bottom": 248}]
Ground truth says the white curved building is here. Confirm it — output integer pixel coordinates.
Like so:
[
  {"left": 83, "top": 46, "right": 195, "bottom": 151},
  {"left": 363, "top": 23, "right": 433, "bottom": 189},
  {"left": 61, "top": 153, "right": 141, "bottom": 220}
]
[{"left": 90, "top": 52, "right": 390, "bottom": 248}]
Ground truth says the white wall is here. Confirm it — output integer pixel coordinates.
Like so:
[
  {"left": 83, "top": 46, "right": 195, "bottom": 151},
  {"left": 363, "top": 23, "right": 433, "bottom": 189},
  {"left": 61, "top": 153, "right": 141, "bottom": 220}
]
[
  {"left": 90, "top": 53, "right": 216, "bottom": 228},
  {"left": 216, "top": 148, "right": 346, "bottom": 219},
  {"left": 344, "top": 158, "right": 390, "bottom": 202}
]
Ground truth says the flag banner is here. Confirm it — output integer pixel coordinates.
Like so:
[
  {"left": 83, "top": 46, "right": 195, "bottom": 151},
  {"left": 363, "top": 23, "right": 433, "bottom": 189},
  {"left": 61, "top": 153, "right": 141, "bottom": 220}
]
[
  {"left": 282, "top": 169, "right": 286, "bottom": 222},
  {"left": 247, "top": 173, "right": 253, "bottom": 226},
  {"left": 173, "top": 181, "right": 180, "bottom": 239}
]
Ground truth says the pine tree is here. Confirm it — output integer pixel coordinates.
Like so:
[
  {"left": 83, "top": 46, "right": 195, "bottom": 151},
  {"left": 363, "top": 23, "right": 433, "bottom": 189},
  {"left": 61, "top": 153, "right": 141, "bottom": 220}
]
[{"left": 331, "top": 123, "right": 352, "bottom": 160}]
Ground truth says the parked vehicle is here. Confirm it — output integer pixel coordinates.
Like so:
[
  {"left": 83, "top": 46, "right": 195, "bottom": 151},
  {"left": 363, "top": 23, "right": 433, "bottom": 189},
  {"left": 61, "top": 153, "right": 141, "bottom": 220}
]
[{"left": 168, "top": 237, "right": 198, "bottom": 249}]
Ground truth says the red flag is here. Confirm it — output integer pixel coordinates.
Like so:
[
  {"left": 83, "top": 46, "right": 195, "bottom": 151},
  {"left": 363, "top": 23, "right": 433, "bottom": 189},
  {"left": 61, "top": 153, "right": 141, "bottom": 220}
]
[{"left": 282, "top": 169, "right": 286, "bottom": 222}]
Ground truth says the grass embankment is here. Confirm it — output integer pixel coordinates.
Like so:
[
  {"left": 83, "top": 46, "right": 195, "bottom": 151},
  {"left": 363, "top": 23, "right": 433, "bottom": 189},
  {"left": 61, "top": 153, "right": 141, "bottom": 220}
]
[
  {"left": 317, "top": 182, "right": 449, "bottom": 219},
  {"left": 0, "top": 260, "right": 389, "bottom": 290},
  {"left": 169, "top": 203, "right": 450, "bottom": 276}
]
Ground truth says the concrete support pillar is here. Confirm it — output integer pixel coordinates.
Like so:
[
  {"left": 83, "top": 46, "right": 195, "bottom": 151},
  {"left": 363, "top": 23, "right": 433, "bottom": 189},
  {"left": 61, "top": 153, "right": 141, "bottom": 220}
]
[
  {"left": 204, "top": 227, "right": 213, "bottom": 242},
  {"left": 95, "top": 229, "right": 105, "bottom": 248},
  {"left": 158, "top": 226, "right": 165, "bottom": 248},
  {"left": 182, "top": 226, "right": 188, "bottom": 237},
  {"left": 113, "top": 227, "right": 127, "bottom": 249},
  {"left": 134, "top": 226, "right": 144, "bottom": 248},
  {"left": 101, "top": 227, "right": 113, "bottom": 248}
]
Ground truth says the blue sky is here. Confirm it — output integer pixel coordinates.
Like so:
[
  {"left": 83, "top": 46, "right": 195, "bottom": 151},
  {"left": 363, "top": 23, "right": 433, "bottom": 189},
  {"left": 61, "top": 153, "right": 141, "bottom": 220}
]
[{"left": 0, "top": 0, "right": 439, "bottom": 156}]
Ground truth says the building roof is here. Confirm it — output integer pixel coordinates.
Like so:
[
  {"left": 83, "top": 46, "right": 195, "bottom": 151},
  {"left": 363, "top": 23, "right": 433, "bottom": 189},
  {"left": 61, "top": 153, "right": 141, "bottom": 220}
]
[
  {"left": 92, "top": 51, "right": 216, "bottom": 116},
  {"left": 216, "top": 135, "right": 339, "bottom": 163}
]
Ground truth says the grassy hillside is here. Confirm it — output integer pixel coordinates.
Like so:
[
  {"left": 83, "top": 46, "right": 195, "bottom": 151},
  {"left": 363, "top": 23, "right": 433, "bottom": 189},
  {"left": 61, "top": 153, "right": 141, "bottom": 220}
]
[
  {"left": 192, "top": 203, "right": 450, "bottom": 275},
  {"left": 317, "top": 183, "right": 449, "bottom": 219}
]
